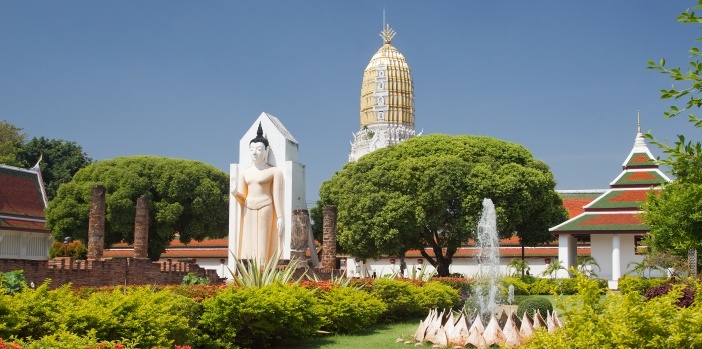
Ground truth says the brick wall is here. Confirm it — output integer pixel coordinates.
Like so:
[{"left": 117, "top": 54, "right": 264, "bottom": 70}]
[{"left": 0, "top": 257, "right": 223, "bottom": 289}]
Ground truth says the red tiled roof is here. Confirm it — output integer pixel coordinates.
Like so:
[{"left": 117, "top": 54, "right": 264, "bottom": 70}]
[
  {"left": 552, "top": 212, "right": 646, "bottom": 233},
  {"left": 0, "top": 218, "right": 49, "bottom": 232},
  {"left": 563, "top": 197, "right": 596, "bottom": 218},
  {"left": 0, "top": 166, "right": 46, "bottom": 218}
]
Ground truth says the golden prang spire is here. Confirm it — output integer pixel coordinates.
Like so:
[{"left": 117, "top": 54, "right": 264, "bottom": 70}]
[{"left": 380, "top": 23, "right": 396, "bottom": 44}]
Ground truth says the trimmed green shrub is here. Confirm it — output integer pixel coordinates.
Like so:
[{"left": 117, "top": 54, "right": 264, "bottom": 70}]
[
  {"left": 371, "top": 278, "right": 423, "bottom": 321},
  {"left": 500, "top": 276, "right": 531, "bottom": 296},
  {"left": 416, "top": 281, "right": 461, "bottom": 311},
  {"left": 317, "top": 286, "right": 386, "bottom": 334},
  {"left": 557, "top": 278, "right": 579, "bottom": 294},
  {"left": 432, "top": 277, "right": 472, "bottom": 300},
  {"left": 8, "top": 329, "right": 138, "bottom": 349},
  {"left": 618, "top": 276, "right": 668, "bottom": 294},
  {"left": 516, "top": 296, "right": 553, "bottom": 317},
  {"left": 0, "top": 283, "right": 78, "bottom": 339},
  {"left": 199, "top": 283, "right": 322, "bottom": 348},
  {"left": 64, "top": 286, "right": 200, "bottom": 348},
  {"left": 529, "top": 278, "right": 558, "bottom": 295}
]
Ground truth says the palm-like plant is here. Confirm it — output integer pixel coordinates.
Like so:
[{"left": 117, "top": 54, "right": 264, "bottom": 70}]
[
  {"left": 576, "top": 255, "right": 601, "bottom": 278},
  {"left": 542, "top": 259, "right": 566, "bottom": 279},
  {"left": 507, "top": 259, "right": 529, "bottom": 277}
]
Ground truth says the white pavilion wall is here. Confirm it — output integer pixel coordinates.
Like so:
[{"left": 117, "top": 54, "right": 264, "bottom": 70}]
[
  {"left": 0, "top": 230, "right": 51, "bottom": 260},
  {"left": 344, "top": 257, "right": 551, "bottom": 278},
  {"left": 591, "top": 234, "right": 647, "bottom": 282}
]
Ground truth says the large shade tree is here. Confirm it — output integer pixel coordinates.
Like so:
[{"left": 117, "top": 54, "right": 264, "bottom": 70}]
[
  {"left": 17, "top": 137, "right": 93, "bottom": 200},
  {"left": 46, "top": 156, "right": 229, "bottom": 260},
  {"left": 317, "top": 134, "right": 567, "bottom": 276}
]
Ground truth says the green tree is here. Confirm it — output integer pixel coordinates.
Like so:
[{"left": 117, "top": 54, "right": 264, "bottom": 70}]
[
  {"left": 17, "top": 137, "right": 93, "bottom": 201},
  {"left": 0, "top": 120, "right": 27, "bottom": 167},
  {"left": 317, "top": 134, "right": 567, "bottom": 276},
  {"left": 645, "top": 1, "right": 702, "bottom": 265},
  {"left": 46, "top": 156, "right": 229, "bottom": 260}
]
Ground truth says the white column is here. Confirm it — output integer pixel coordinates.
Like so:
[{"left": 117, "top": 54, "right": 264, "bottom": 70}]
[
  {"left": 558, "top": 234, "right": 577, "bottom": 277},
  {"left": 611, "top": 234, "right": 621, "bottom": 289}
]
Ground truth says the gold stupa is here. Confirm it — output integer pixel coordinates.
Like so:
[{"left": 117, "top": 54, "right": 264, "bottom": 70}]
[{"left": 350, "top": 23, "right": 416, "bottom": 162}]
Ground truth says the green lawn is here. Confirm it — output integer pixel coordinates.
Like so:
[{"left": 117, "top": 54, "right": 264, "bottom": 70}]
[{"left": 295, "top": 320, "right": 428, "bottom": 349}]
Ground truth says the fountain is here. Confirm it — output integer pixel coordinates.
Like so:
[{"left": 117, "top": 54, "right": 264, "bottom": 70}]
[
  {"left": 410, "top": 198, "right": 561, "bottom": 348},
  {"left": 474, "top": 198, "right": 501, "bottom": 319}
]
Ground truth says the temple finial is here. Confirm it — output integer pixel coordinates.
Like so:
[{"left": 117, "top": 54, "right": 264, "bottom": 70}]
[
  {"left": 30, "top": 153, "right": 43, "bottom": 171},
  {"left": 637, "top": 110, "right": 641, "bottom": 134},
  {"left": 380, "top": 23, "right": 396, "bottom": 44}
]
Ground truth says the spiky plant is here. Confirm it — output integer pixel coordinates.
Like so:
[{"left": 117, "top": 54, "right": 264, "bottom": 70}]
[{"left": 228, "top": 251, "right": 306, "bottom": 288}]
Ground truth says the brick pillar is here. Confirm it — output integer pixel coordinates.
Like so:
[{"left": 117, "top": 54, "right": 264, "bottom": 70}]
[
  {"left": 87, "top": 184, "right": 106, "bottom": 260},
  {"left": 322, "top": 205, "right": 337, "bottom": 270},
  {"left": 290, "top": 209, "right": 310, "bottom": 266},
  {"left": 133, "top": 194, "right": 149, "bottom": 259}
]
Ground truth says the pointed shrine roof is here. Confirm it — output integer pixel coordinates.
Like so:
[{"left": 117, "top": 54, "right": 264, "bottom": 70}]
[
  {"left": 610, "top": 169, "right": 669, "bottom": 187},
  {"left": 551, "top": 212, "right": 646, "bottom": 232},
  {"left": 551, "top": 117, "right": 670, "bottom": 235},
  {"left": 0, "top": 164, "right": 50, "bottom": 234}
]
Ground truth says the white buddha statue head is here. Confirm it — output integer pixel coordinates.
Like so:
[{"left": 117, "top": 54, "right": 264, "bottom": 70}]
[{"left": 249, "top": 122, "right": 270, "bottom": 165}]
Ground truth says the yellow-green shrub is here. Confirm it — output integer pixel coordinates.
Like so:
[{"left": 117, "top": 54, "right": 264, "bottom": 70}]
[
  {"left": 0, "top": 283, "right": 79, "bottom": 339},
  {"left": 199, "top": 283, "right": 322, "bottom": 349},
  {"left": 64, "top": 286, "right": 199, "bottom": 348},
  {"left": 618, "top": 276, "right": 668, "bottom": 294},
  {"left": 416, "top": 281, "right": 461, "bottom": 310},
  {"left": 317, "top": 286, "right": 386, "bottom": 334},
  {"left": 524, "top": 275, "right": 702, "bottom": 348},
  {"left": 500, "top": 276, "right": 531, "bottom": 296},
  {"left": 529, "top": 278, "right": 558, "bottom": 295},
  {"left": 371, "top": 278, "right": 424, "bottom": 321}
]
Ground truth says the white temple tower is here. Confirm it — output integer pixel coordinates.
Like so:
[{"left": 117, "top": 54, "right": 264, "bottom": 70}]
[{"left": 349, "top": 23, "right": 415, "bottom": 162}]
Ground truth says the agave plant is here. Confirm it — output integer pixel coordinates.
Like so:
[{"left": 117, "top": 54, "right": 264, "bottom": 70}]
[
  {"left": 228, "top": 251, "right": 306, "bottom": 288},
  {"left": 408, "top": 265, "right": 436, "bottom": 282}
]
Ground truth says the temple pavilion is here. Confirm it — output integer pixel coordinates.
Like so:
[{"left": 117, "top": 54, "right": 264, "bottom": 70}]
[{"left": 550, "top": 115, "right": 671, "bottom": 288}]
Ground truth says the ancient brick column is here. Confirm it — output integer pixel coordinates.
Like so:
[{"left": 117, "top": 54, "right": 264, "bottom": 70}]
[
  {"left": 322, "top": 205, "right": 337, "bottom": 270},
  {"left": 133, "top": 194, "right": 149, "bottom": 259},
  {"left": 290, "top": 209, "right": 310, "bottom": 266},
  {"left": 87, "top": 184, "right": 106, "bottom": 260}
]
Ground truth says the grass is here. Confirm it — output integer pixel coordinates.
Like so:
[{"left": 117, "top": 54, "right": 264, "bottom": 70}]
[{"left": 294, "top": 320, "right": 428, "bottom": 349}]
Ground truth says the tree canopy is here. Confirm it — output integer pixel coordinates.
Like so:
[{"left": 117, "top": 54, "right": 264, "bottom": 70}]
[
  {"left": 46, "top": 156, "right": 229, "bottom": 260},
  {"left": 17, "top": 137, "right": 93, "bottom": 200},
  {"left": 644, "top": 1, "right": 702, "bottom": 262},
  {"left": 0, "top": 120, "right": 27, "bottom": 167},
  {"left": 317, "top": 134, "right": 567, "bottom": 276}
]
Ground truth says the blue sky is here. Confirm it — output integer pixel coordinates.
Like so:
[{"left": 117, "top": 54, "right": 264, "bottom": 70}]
[{"left": 1, "top": 1, "right": 700, "bottom": 205}]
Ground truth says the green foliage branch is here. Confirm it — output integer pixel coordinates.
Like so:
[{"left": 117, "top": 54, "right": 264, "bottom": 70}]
[{"left": 645, "top": 1, "right": 702, "bottom": 266}]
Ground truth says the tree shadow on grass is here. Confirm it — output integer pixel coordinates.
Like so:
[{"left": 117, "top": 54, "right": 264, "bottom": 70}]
[{"left": 288, "top": 320, "right": 423, "bottom": 349}]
